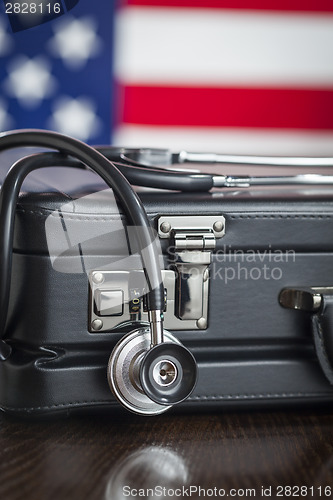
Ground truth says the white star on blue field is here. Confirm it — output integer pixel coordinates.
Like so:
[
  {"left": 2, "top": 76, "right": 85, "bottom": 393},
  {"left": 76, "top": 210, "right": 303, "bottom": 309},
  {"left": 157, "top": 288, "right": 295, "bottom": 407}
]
[
  {"left": 0, "top": 0, "right": 115, "bottom": 144},
  {"left": 49, "top": 16, "right": 102, "bottom": 70},
  {"left": 4, "top": 55, "right": 57, "bottom": 108}
]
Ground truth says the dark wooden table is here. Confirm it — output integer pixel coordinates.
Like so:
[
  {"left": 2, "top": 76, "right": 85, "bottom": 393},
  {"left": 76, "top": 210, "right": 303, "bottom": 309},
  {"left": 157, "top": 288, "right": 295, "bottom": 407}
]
[{"left": 0, "top": 408, "right": 332, "bottom": 500}]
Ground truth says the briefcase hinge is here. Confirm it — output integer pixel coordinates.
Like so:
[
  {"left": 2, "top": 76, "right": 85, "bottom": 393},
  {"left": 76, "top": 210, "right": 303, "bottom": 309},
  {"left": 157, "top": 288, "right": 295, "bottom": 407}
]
[{"left": 173, "top": 231, "right": 217, "bottom": 252}]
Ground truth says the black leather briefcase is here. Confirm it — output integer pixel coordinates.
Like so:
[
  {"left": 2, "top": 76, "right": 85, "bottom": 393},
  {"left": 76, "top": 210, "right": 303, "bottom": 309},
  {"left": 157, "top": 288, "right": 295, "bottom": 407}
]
[{"left": 1, "top": 144, "right": 333, "bottom": 417}]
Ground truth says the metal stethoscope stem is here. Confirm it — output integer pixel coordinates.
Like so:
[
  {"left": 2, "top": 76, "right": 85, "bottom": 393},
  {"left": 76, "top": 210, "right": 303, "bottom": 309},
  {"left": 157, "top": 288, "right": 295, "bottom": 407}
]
[
  {"left": 213, "top": 173, "right": 333, "bottom": 188},
  {"left": 178, "top": 151, "right": 333, "bottom": 168}
]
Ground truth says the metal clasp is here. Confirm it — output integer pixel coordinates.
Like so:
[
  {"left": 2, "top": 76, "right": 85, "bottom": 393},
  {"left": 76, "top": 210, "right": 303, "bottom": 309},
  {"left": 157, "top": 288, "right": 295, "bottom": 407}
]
[
  {"left": 88, "top": 215, "right": 225, "bottom": 333},
  {"left": 158, "top": 215, "right": 225, "bottom": 329}
]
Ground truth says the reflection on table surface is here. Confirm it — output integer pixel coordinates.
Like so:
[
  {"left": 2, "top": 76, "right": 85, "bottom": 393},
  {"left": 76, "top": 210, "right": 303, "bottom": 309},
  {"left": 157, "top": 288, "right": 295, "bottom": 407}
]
[{"left": 0, "top": 409, "right": 332, "bottom": 499}]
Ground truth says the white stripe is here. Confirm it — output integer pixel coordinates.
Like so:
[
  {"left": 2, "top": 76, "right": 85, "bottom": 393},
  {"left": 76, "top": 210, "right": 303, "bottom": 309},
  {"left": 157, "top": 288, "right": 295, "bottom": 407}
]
[
  {"left": 113, "top": 126, "right": 333, "bottom": 156},
  {"left": 115, "top": 8, "right": 333, "bottom": 87}
]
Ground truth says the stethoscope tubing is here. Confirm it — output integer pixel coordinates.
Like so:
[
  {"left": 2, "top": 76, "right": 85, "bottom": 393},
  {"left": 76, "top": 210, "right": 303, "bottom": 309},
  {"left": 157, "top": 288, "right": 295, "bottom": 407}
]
[
  {"left": 97, "top": 147, "right": 333, "bottom": 192},
  {"left": 0, "top": 132, "right": 167, "bottom": 360}
]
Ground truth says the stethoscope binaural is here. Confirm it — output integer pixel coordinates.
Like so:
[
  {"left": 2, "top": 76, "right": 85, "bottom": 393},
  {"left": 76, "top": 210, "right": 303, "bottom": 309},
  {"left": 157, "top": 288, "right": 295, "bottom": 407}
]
[
  {"left": 97, "top": 146, "right": 333, "bottom": 192},
  {"left": 1, "top": 130, "right": 332, "bottom": 416}
]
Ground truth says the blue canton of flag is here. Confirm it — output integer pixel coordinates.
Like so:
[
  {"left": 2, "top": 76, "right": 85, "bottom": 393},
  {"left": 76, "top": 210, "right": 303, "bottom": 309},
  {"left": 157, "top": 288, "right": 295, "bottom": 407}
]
[{"left": 0, "top": 0, "right": 115, "bottom": 144}]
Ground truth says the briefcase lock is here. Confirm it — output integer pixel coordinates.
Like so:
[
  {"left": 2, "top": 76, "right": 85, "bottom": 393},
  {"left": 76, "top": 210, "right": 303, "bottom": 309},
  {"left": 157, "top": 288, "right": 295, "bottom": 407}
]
[{"left": 89, "top": 215, "right": 225, "bottom": 332}]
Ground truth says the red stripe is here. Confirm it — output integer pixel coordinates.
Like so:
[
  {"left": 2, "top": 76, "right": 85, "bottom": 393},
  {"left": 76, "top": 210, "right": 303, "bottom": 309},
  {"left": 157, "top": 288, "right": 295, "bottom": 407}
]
[
  {"left": 119, "top": 86, "right": 333, "bottom": 130},
  {"left": 120, "top": 0, "right": 333, "bottom": 13}
]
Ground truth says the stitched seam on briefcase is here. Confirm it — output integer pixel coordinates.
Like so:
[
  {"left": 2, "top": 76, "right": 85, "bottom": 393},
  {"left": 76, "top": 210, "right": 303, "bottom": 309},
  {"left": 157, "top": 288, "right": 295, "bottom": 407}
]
[
  {"left": 229, "top": 215, "right": 333, "bottom": 220},
  {"left": 0, "top": 400, "right": 114, "bottom": 412},
  {"left": 2, "top": 392, "right": 332, "bottom": 412},
  {"left": 16, "top": 208, "right": 124, "bottom": 221},
  {"left": 15, "top": 209, "right": 333, "bottom": 220},
  {"left": 188, "top": 392, "right": 333, "bottom": 401}
]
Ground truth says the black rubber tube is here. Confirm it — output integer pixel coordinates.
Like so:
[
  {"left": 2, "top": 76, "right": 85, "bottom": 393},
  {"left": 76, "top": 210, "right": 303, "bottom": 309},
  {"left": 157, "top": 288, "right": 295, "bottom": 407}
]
[
  {"left": 96, "top": 147, "right": 175, "bottom": 172},
  {"left": 97, "top": 147, "right": 214, "bottom": 192},
  {"left": 108, "top": 163, "right": 214, "bottom": 192},
  {"left": 0, "top": 130, "right": 165, "bottom": 356},
  {"left": 0, "top": 153, "right": 82, "bottom": 359}
]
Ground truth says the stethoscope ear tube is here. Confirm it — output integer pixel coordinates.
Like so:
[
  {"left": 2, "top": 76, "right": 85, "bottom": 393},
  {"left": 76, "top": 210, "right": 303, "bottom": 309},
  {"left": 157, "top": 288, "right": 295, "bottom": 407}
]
[
  {"left": 114, "top": 163, "right": 214, "bottom": 192},
  {"left": 98, "top": 147, "right": 333, "bottom": 192},
  {"left": 0, "top": 152, "right": 82, "bottom": 360},
  {"left": 0, "top": 130, "right": 199, "bottom": 416},
  {"left": 0, "top": 130, "right": 165, "bottom": 358},
  {"left": 96, "top": 148, "right": 214, "bottom": 192}
]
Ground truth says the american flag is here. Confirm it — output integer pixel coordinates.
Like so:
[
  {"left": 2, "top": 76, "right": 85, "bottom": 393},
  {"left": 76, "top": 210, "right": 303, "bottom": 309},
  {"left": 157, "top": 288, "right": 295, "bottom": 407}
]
[
  {"left": 0, "top": 0, "right": 333, "bottom": 155},
  {"left": 0, "top": 0, "right": 114, "bottom": 144}
]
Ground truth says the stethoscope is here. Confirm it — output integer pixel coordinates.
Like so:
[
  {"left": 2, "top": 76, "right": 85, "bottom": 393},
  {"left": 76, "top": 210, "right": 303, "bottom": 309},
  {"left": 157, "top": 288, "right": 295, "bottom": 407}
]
[
  {"left": 0, "top": 129, "right": 197, "bottom": 417},
  {"left": 97, "top": 146, "right": 333, "bottom": 191},
  {"left": 1, "top": 130, "right": 333, "bottom": 416}
]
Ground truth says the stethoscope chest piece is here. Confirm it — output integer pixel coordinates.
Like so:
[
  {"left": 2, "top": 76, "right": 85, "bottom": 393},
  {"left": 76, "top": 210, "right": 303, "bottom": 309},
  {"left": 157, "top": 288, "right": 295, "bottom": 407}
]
[
  {"left": 107, "top": 327, "right": 197, "bottom": 415},
  {"left": 140, "top": 343, "right": 197, "bottom": 406}
]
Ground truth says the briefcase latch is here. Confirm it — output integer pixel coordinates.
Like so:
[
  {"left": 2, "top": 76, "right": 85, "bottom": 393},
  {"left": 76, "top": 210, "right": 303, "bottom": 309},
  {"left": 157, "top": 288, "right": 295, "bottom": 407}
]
[
  {"left": 158, "top": 215, "right": 225, "bottom": 328},
  {"left": 279, "top": 287, "right": 333, "bottom": 312},
  {"left": 279, "top": 287, "right": 333, "bottom": 386},
  {"left": 88, "top": 215, "right": 225, "bottom": 332}
]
